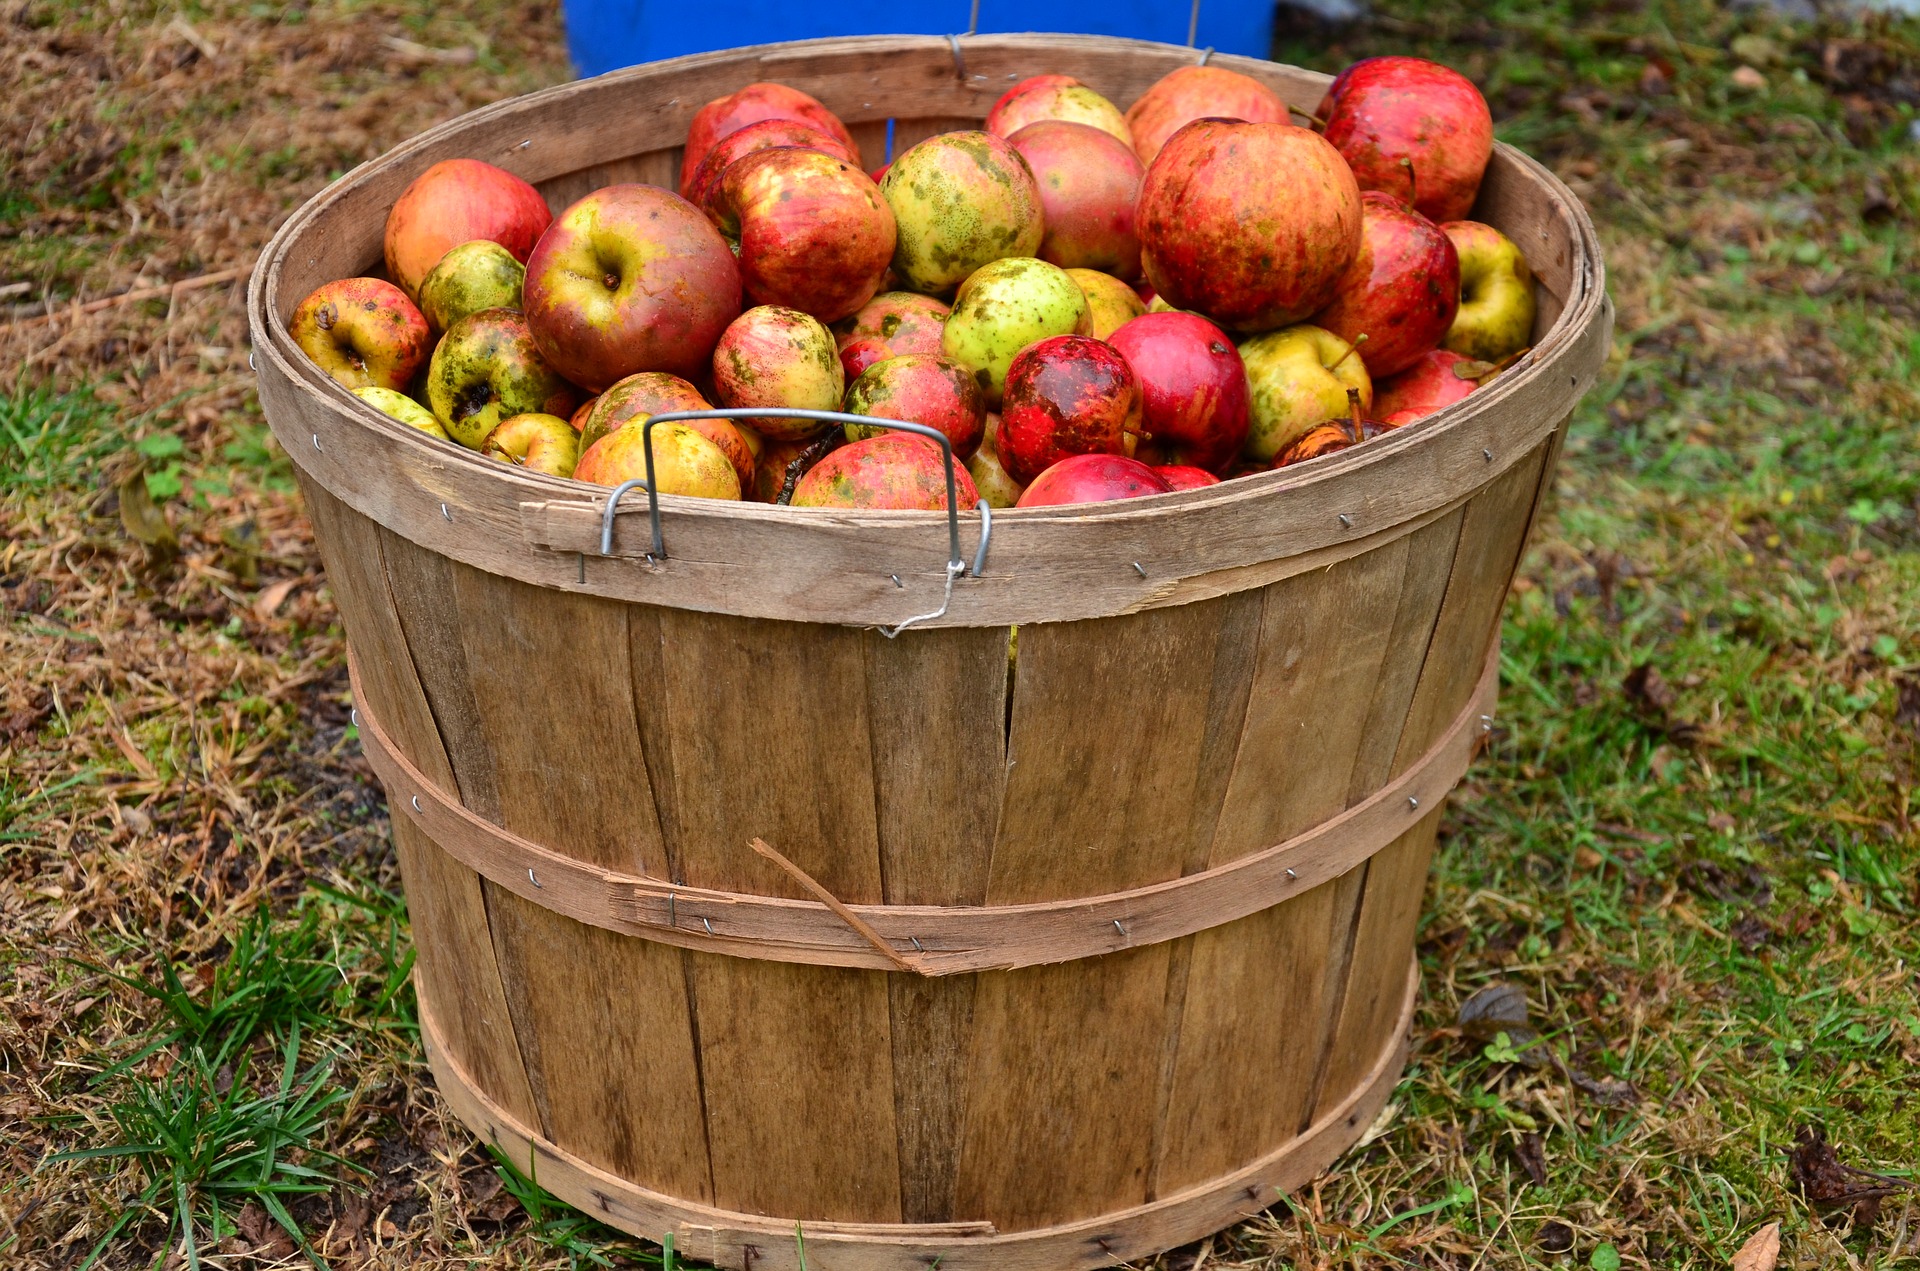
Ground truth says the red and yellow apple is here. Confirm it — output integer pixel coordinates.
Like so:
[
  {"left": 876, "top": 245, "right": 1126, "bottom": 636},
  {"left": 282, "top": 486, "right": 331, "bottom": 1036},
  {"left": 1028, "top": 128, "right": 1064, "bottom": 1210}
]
[
  {"left": 1318, "top": 57, "right": 1494, "bottom": 224},
  {"left": 710, "top": 305, "right": 845, "bottom": 441},
  {"left": 1106, "top": 311, "right": 1251, "bottom": 473},
  {"left": 709, "top": 147, "right": 895, "bottom": 322},
  {"left": 681, "top": 82, "right": 859, "bottom": 196},
  {"left": 987, "top": 75, "right": 1134, "bottom": 149},
  {"left": 1008, "top": 120, "right": 1145, "bottom": 279},
  {"left": 1016, "top": 452, "right": 1171, "bottom": 507},
  {"left": 1125, "top": 65, "right": 1291, "bottom": 166},
  {"left": 290, "top": 277, "right": 431, "bottom": 392},
  {"left": 1311, "top": 191, "right": 1460, "bottom": 378},
  {"left": 1442, "top": 220, "right": 1536, "bottom": 361},
  {"left": 1237, "top": 324, "right": 1372, "bottom": 461},
  {"left": 384, "top": 159, "right": 551, "bottom": 299},
  {"left": 997, "top": 334, "right": 1142, "bottom": 484},
  {"left": 682, "top": 117, "right": 861, "bottom": 215},
  {"left": 791, "top": 434, "right": 979, "bottom": 510},
  {"left": 941, "top": 257, "right": 1092, "bottom": 405},
  {"left": 881, "top": 132, "right": 1045, "bottom": 294},
  {"left": 425, "top": 308, "right": 578, "bottom": 449},
  {"left": 842, "top": 354, "right": 987, "bottom": 459},
  {"left": 1155, "top": 464, "right": 1220, "bottom": 490},
  {"left": 1374, "top": 347, "right": 1482, "bottom": 424},
  {"left": 574, "top": 418, "right": 743, "bottom": 500},
  {"left": 481, "top": 412, "right": 579, "bottom": 477},
  {"left": 1137, "top": 120, "right": 1362, "bottom": 333},
  {"left": 832, "top": 291, "right": 950, "bottom": 356}
]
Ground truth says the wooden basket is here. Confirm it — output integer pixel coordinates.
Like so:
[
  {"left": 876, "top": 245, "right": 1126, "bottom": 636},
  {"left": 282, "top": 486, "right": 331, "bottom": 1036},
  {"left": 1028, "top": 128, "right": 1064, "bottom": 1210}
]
[{"left": 249, "top": 33, "right": 1609, "bottom": 1271}]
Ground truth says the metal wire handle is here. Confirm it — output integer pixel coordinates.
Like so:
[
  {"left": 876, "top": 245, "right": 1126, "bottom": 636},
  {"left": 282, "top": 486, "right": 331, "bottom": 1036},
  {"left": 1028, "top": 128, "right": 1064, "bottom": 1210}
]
[{"left": 594, "top": 408, "right": 992, "bottom": 633}]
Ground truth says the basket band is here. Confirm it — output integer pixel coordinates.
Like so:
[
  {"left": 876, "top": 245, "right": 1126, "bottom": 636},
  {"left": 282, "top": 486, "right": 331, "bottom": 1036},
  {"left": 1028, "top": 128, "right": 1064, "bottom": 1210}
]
[{"left": 352, "top": 643, "right": 1496, "bottom": 974}]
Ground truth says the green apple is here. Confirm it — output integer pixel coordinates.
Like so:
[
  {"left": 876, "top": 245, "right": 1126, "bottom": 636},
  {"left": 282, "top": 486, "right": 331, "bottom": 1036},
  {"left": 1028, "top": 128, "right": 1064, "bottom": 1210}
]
[
  {"left": 417, "top": 240, "right": 525, "bottom": 332},
  {"left": 881, "top": 131, "right": 1044, "bottom": 294},
  {"left": 1441, "top": 220, "right": 1535, "bottom": 362},
  {"left": 353, "top": 386, "right": 449, "bottom": 441},
  {"left": 425, "top": 308, "right": 578, "bottom": 449},
  {"left": 940, "top": 257, "right": 1090, "bottom": 405},
  {"left": 1238, "top": 324, "right": 1373, "bottom": 462}
]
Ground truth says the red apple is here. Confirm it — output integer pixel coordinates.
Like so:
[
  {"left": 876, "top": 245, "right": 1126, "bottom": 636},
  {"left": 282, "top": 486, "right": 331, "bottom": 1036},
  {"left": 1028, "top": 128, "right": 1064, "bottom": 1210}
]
[
  {"left": 838, "top": 339, "right": 891, "bottom": 381},
  {"left": 1318, "top": 57, "right": 1494, "bottom": 224},
  {"left": 843, "top": 354, "right": 987, "bottom": 460},
  {"left": 289, "top": 277, "right": 430, "bottom": 392},
  {"left": 1124, "top": 65, "right": 1292, "bottom": 166},
  {"left": 1017, "top": 453, "right": 1172, "bottom": 507},
  {"left": 522, "top": 184, "right": 740, "bottom": 390},
  {"left": 384, "top": 159, "right": 551, "bottom": 299},
  {"left": 1373, "top": 347, "right": 1481, "bottom": 424},
  {"left": 1154, "top": 464, "right": 1221, "bottom": 490},
  {"left": 997, "top": 334, "right": 1143, "bottom": 485},
  {"left": 424, "top": 308, "right": 578, "bottom": 449},
  {"left": 791, "top": 434, "right": 979, "bottom": 510},
  {"left": 1105, "top": 311, "right": 1250, "bottom": 473},
  {"left": 1311, "top": 191, "right": 1460, "bottom": 378},
  {"left": 987, "top": 75, "right": 1134, "bottom": 149},
  {"left": 708, "top": 148, "right": 895, "bottom": 323},
  {"left": 711, "top": 305, "right": 844, "bottom": 441},
  {"left": 1007, "top": 120, "right": 1145, "bottom": 280},
  {"left": 1137, "top": 120, "right": 1362, "bottom": 333},
  {"left": 575, "top": 419, "right": 742, "bottom": 499},
  {"left": 681, "top": 117, "right": 862, "bottom": 216},
  {"left": 832, "top": 291, "right": 950, "bottom": 355},
  {"left": 681, "top": 82, "right": 859, "bottom": 196}
]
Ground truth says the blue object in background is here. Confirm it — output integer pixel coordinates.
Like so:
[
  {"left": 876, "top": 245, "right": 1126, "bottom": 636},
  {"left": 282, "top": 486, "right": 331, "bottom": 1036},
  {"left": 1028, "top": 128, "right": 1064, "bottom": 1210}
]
[{"left": 562, "top": 1, "right": 1276, "bottom": 78}]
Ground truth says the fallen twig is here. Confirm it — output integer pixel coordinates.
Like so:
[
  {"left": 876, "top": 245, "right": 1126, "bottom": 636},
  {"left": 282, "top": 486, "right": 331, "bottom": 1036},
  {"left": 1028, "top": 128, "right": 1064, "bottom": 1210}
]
[{"left": 1, "top": 263, "right": 253, "bottom": 332}]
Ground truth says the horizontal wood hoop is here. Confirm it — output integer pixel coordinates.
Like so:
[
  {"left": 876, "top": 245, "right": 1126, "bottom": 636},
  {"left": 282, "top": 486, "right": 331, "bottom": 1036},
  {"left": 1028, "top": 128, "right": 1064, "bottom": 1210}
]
[
  {"left": 352, "top": 642, "right": 1496, "bottom": 974},
  {"left": 422, "top": 957, "right": 1417, "bottom": 1270},
  {"left": 249, "top": 32, "right": 1611, "bottom": 630}
]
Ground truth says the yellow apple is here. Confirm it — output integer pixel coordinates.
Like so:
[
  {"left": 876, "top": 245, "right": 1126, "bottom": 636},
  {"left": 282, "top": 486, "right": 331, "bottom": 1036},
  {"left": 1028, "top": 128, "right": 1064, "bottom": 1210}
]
[
  {"left": 1066, "top": 269, "right": 1147, "bottom": 340},
  {"left": 1442, "top": 220, "right": 1536, "bottom": 361},
  {"left": 1238, "top": 325, "right": 1373, "bottom": 462}
]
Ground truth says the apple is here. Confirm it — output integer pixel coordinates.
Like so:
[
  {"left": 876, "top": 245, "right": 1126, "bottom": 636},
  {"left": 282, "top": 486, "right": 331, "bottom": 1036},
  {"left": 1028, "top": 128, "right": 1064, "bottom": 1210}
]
[
  {"left": 997, "top": 334, "right": 1142, "bottom": 485},
  {"left": 522, "top": 184, "right": 739, "bottom": 390},
  {"left": 941, "top": 257, "right": 1091, "bottom": 405},
  {"left": 574, "top": 418, "right": 742, "bottom": 500},
  {"left": 1155, "top": 464, "right": 1220, "bottom": 490},
  {"left": 384, "top": 159, "right": 551, "bottom": 300},
  {"left": 1237, "top": 324, "right": 1371, "bottom": 461},
  {"left": 579, "top": 371, "right": 756, "bottom": 489},
  {"left": 839, "top": 339, "right": 892, "bottom": 381},
  {"left": 832, "top": 291, "right": 950, "bottom": 355},
  {"left": 881, "top": 132, "right": 1045, "bottom": 295},
  {"left": 1442, "top": 220, "right": 1536, "bottom": 361},
  {"left": 1007, "top": 120, "right": 1145, "bottom": 279},
  {"left": 1311, "top": 192, "right": 1460, "bottom": 378},
  {"left": 750, "top": 435, "right": 816, "bottom": 503},
  {"left": 1137, "top": 120, "right": 1362, "bottom": 333},
  {"left": 842, "top": 354, "right": 987, "bottom": 459},
  {"left": 1106, "top": 311, "right": 1250, "bottom": 473},
  {"left": 1373, "top": 347, "right": 1481, "bottom": 424},
  {"left": 791, "top": 434, "right": 980, "bottom": 510},
  {"left": 353, "top": 386, "right": 448, "bottom": 440},
  {"left": 986, "top": 75, "right": 1134, "bottom": 150},
  {"left": 1067, "top": 269, "right": 1148, "bottom": 339},
  {"left": 681, "top": 82, "right": 859, "bottom": 197},
  {"left": 682, "top": 117, "right": 861, "bottom": 215},
  {"left": 708, "top": 148, "right": 895, "bottom": 322},
  {"left": 966, "top": 413, "right": 1027, "bottom": 508},
  {"left": 1125, "top": 65, "right": 1291, "bottom": 166},
  {"left": 415, "top": 240, "right": 525, "bottom": 334},
  {"left": 481, "top": 413, "right": 579, "bottom": 477},
  {"left": 1016, "top": 453, "right": 1171, "bottom": 507},
  {"left": 1274, "top": 390, "right": 1397, "bottom": 467},
  {"left": 425, "top": 308, "right": 578, "bottom": 449},
  {"left": 569, "top": 397, "right": 598, "bottom": 434},
  {"left": 290, "top": 278, "right": 431, "bottom": 392},
  {"left": 1318, "top": 57, "right": 1494, "bottom": 224},
  {"left": 710, "top": 305, "right": 845, "bottom": 441}
]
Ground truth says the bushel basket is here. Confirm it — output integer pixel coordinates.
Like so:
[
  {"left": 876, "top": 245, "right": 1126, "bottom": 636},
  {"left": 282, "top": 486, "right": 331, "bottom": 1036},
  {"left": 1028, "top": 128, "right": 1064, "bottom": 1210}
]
[{"left": 250, "top": 33, "right": 1611, "bottom": 1271}]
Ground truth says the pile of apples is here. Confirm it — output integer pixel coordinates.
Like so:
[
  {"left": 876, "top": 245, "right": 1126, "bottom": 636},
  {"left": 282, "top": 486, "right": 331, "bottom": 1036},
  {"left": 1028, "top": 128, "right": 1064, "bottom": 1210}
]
[{"left": 290, "top": 55, "right": 1539, "bottom": 511}]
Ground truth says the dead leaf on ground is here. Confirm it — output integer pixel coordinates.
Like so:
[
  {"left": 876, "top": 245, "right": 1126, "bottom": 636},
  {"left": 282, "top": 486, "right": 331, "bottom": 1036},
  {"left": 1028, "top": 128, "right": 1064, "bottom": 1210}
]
[
  {"left": 117, "top": 468, "right": 178, "bottom": 555},
  {"left": 252, "top": 576, "right": 300, "bottom": 621},
  {"left": 1640, "top": 57, "right": 1676, "bottom": 95},
  {"left": 1623, "top": 662, "right": 1677, "bottom": 713},
  {"left": 1458, "top": 981, "right": 1548, "bottom": 1066},
  {"left": 1790, "top": 1124, "right": 1910, "bottom": 1225},
  {"left": 1569, "top": 1068, "right": 1640, "bottom": 1106},
  {"left": 1731, "top": 1221, "right": 1780, "bottom": 1271},
  {"left": 1513, "top": 1131, "right": 1548, "bottom": 1187},
  {"left": 234, "top": 1200, "right": 298, "bottom": 1258},
  {"left": 1538, "top": 1220, "right": 1575, "bottom": 1253},
  {"left": 1, "top": 694, "right": 52, "bottom": 742}
]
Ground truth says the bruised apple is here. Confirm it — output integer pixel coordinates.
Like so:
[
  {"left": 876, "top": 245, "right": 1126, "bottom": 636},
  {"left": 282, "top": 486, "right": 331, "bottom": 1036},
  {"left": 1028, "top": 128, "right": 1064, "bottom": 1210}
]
[
  {"left": 791, "top": 434, "right": 979, "bottom": 510},
  {"left": 574, "top": 418, "right": 742, "bottom": 500},
  {"left": 580, "top": 372, "right": 755, "bottom": 490},
  {"left": 986, "top": 75, "right": 1134, "bottom": 149},
  {"left": 383, "top": 159, "right": 551, "bottom": 299},
  {"left": 1318, "top": 57, "right": 1494, "bottom": 224},
  {"left": 425, "top": 308, "right": 577, "bottom": 448},
  {"left": 1106, "top": 311, "right": 1250, "bottom": 473},
  {"left": 842, "top": 354, "right": 987, "bottom": 459},
  {"left": 1016, "top": 453, "right": 1171, "bottom": 507},
  {"left": 1008, "top": 120, "right": 1145, "bottom": 279},
  {"left": 290, "top": 278, "right": 430, "bottom": 392},
  {"left": 1124, "top": 65, "right": 1291, "bottom": 166},
  {"left": 1311, "top": 192, "right": 1459, "bottom": 378},
  {"left": 1275, "top": 390, "right": 1398, "bottom": 467},
  {"left": 1137, "top": 120, "right": 1362, "bottom": 333},
  {"left": 881, "top": 132, "right": 1044, "bottom": 294},
  {"left": 522, "top": 184, "right": 740, "bottom": 389},
  {"left": 681, "top": 82, "right": 858, "bottom": 195},
  {"left": 710, "top": 305, "right": 844, "bottom": 440},
  {"left": 416, "top": 240, "right": 525, "bottom": 333},
  {"left": 710, "top": 148, "right": 896, "bottom": 322},
  {"left": 481, "top": 413, "right": 578, "bottom": 477},
  {"left": 997, "top": 334, "right": 1142, "bottom": 485},
  {"left": 682, "top": 118, "right": 861, "bottom": 214}
]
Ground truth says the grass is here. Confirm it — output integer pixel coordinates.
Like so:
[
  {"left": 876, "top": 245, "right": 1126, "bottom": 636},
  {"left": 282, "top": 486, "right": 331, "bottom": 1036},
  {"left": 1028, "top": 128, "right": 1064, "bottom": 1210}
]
[{"left": 1, "top": 0, "right": 1918, "bottom": 1268}]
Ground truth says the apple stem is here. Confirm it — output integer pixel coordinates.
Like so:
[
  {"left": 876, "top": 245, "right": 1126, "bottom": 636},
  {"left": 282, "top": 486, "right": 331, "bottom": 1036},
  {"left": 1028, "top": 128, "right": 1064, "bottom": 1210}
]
[
  {"left": 1290, "top": 104, "right": 1330, "bottom": 129},
  {"left": 1345, "top": 388, "right": 1364, "bottom": 443},
  {"left": 1398, "top": 157, "right": 1419, "bottom": 209},
  {"left": 1328, "top": 332, "right": 1368, "bottom": 374}
]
